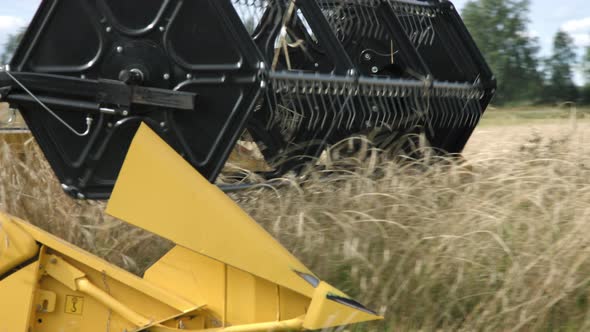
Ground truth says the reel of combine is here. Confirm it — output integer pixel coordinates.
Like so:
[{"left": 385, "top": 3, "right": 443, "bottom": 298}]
[
  {"left": 0, "top": 0, "right": 494, "bottom": 199},
  {"left": 238, "top": 0, "right": 496, "bottom": 174}
]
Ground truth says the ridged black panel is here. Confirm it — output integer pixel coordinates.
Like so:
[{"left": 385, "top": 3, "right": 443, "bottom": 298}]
[
  {"left": 10, "top": 0, "right": 264, "bottom": 199},
  {"left": 167, "top": 0, "right": 241, "bottom": 69},
  {"left": 28, "top": 0, "right": 101, "bottom": 72},
  {"left": 102, "top": 0, "right": 167, "bottom": 30}
]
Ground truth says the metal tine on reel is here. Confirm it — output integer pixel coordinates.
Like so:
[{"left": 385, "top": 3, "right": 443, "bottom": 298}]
[
  {"left": 309, "top": 93, "right": 321, "bottom": 131},
  {"left": 439, "top": 91, "right": 451, "bottom": 128},
  {"left": 319, "top": 83, "right": 331, "bottom": 130},
  {"left": 456, "top": 95, "right": 468, "bottom": 127},
  {"left": 458, "top": 99, "right": 467, "bottom": 128},
  {"left": 410, "top": 87, "right": 419, "bottom": 127},
  {"left": 385, "top": 91, "right": 396, "bottom": 128},
  {"left": 407, "top": 8, "right": 419, "bottom": 44},
  {"left": 378, "top": 87, "right": 393, "bottom": 128},
  {"left": 446, "top": 94, "right": 457, "bottom": 128},
  {"left": 231, "top": 0, "right": 278, "bottom": 35},
  {"left": 395, "top": 90, "right": 405, "bottom": 128},
  {"left": 265, "top": 86, "right": 278, "bottom": 131},
  {"left": 385, "top": 0, "right": 437, "bottom": 48},
  {"left": 469, "top": 99, "right": 479, "bottom": 127},
  {"left": 376, "top": 88, "right": 389, "bottom": 128},
  {"left": 471, "top": 99, "right": 484, "bottom": 127},
  {"left": 451, "top": 94, "right": 463, "bottom": 127},
  {"left": 336, "top": 87, "right": 348, "bottom": 129},
  {"left": 293, "top": 82, "right": 305, "bottom": 131},
  {"left": 321, "top": 0, "right": 437, "bottom": 45},
  {"left": 442, "top": 95, "right": 453, "bottom": 128},
  {"left": 435, "top": 94, "right": 446, "bottom": 128},
  {"left": 469, "top": 89, "right": 482, "bottom": 127},
  {"left": 369, "top": 85, "right": 380, "bottom": 127},
  {"left": 308, "top": 84, "right": 320, "bottom": 130},
  {"left": 445, "top": 94, "right": 455, "bottom": 128}
]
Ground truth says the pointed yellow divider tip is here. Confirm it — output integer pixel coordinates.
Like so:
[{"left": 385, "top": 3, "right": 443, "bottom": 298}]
[
  {"left": 106, "top": 123, "right": 383, "bottom": 329},
  {"left": 106, "top": 123, "right": 315, "bottom": 297},
  {"left": 304, "top": 282, "right": 383, "bottom": 329}
]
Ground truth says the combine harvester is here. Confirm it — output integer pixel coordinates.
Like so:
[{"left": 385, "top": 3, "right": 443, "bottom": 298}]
[{"left": 0, "top": 0, "right": 494, "bottom": 331}]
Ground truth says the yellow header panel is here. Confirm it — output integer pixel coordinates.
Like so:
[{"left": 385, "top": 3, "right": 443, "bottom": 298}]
[
  {"left": 106, "top": 124, "right": 315, "bottom": 297},
  {"left": 0, "top": 214, "right": 38, "bottom": 276}
]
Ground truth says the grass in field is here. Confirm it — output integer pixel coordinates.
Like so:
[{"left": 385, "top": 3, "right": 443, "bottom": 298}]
[
  {"left": 1, "top": 124, "right": 590, "bottom": 331},
  {"left": 480, "top": 104, "right": 590, "bottom": 126}
]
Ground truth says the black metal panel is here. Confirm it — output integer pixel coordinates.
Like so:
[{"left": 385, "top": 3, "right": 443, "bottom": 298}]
[
  {"left": 9, "top": 0, "right": 264, "bottom": 199},
  {"left": 100, "top": 0, "right": 169, "bottom": 32},
  {"left": 27, "top": 0, "right": 102, "bottom": 73}
]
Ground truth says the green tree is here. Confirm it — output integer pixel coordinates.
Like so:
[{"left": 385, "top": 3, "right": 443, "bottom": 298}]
[
  {"left": 581, "top": 45, "right": 590, "bottom": 104},
  {"left": 544, "top": 30, "right": 578, "bottom": 103},
  {"left": 1, "top": 27, "right": 26, "bottom": 65},
  {"left": 462, "top": 0, "right": 543, "bottom": 105},
  {"left": 584, "top": 46, "right": 590, "bottom": 82}
]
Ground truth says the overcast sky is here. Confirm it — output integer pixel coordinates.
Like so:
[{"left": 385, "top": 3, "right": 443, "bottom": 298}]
[{"left": 1, "top": 0, "right": 589, "bottom": 70}]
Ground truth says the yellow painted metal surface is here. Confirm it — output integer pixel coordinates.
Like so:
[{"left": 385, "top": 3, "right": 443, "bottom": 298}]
[
  {"left": 0, "top": 122, "right": 383, "bottom": 332},
  {"left": 144, "top": 245, "right": 225, "bottom": 325},
  {"left": 64, "top": 295, "right": 84, "bottom": 315},
  {"left": 0, "top": 215, "right": 38, "bottom": 275},
  {"left": 279, "top": 286, "right": 310, "bottom": 320},
  {"left": 145, "top": 245, "right": 308, "bottom": 328},
  {"left": 107, "top": 124, "right": 316, "bottom": 298},
  {"left": 43, "top": 254, "right": 152, "bottom": 328},
  {"left": 35, "top": 289, "right": 57, "bottom": 313},
  {"left": 11, "top": 216, "right": 198, "bottom": 312},
  {"left": 31, "top": 247, "right": 198, "bottom": 332},
  {"left": 226, "top": 266, "right": 279, "bottom": 324},
  {"left": 0, "top": 261, "right": 39, "bottom": 332},
  {"left": 149, "top": 317, "right": 304, "bottom": 332},
  {"left": 303, "top": 281, "right": 383, "bottom": 329}
]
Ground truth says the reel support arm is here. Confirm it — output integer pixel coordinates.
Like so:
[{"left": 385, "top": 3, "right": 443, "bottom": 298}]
[{"left": 0, "top": 70, "right": 197, "bottom": 116}]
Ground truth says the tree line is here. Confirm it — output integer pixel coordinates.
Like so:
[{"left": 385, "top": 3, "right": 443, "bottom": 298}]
[
  {"left": 463, "top": 0, "right": 589, "bottom": 105},
  {"left": 1, "top": 1, "right": 588, "bottom": 106},
  {"left": 1, "top": 27, "right": 25, "bottom": 65}
]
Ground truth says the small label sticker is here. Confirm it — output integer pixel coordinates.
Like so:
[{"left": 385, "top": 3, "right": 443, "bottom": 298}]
[{"left": 65, "top": 295, "right": 84, "bottom": 315}]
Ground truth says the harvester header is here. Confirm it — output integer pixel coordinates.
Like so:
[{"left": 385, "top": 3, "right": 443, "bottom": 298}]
[{"left": 0, "top": 0, "right": 494, "bottom": 331}]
